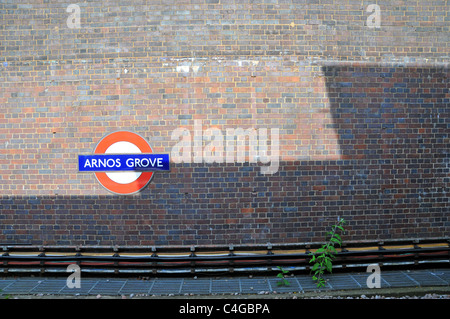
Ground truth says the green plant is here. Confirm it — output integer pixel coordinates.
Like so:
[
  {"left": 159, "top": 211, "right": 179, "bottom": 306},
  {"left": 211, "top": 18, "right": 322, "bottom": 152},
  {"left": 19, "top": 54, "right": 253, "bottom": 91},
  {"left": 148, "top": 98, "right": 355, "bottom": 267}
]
[
  {"left": 276, "top": 266, "right": 291, "bottom": 287},
  {"left": 309, "top": 217, "right": 346, "bottom": 288}
]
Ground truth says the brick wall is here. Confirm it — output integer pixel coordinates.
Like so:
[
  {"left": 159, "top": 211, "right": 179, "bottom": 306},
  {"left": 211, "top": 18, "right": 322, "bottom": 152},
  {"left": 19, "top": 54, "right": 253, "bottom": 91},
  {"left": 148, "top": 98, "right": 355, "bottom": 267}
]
[{"left": 0, "top": 1, "right": 448, "bottom": 246}]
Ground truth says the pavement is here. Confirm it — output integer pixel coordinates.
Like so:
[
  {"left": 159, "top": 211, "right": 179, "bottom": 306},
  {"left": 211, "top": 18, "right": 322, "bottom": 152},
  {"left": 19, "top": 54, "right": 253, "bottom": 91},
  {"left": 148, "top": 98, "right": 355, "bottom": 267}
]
[{"left": 0, "top": 268, "right": 449, "bottom": 298}]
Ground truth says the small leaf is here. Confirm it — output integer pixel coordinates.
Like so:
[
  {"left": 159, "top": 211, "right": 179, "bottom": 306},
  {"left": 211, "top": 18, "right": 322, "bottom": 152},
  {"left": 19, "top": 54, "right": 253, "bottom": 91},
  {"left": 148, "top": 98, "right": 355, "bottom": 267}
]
[
  {"left": 325, "top": 259, "right": 333, "bottom": 272},
  {"left": 316, "top": 279, "right": 325, "bottom": 288},
  {"left": 330, "top": 238, "right": 341, "bottom": 247}
]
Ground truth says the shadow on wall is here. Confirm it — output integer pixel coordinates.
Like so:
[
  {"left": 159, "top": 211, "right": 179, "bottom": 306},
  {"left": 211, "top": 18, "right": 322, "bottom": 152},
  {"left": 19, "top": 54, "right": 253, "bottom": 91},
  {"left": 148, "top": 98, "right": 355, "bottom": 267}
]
[
  {"left": 322, "top": 64, "right": 449, "bottom": 238},
  {"left": 0, "top": 65, "right": 448, "bottom": 246}
]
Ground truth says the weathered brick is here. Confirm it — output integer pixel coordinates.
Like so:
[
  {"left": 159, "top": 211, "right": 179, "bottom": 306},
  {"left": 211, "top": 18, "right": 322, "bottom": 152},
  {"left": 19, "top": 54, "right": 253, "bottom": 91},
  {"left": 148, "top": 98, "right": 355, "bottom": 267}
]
[{"left": 0, "top": 1, "right": 448, "bottom": 247}]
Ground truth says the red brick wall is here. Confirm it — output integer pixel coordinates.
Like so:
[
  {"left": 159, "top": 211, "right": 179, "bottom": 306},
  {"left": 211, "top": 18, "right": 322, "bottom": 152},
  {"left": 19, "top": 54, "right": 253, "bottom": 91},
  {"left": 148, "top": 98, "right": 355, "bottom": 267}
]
[{"left": 0, "top": 1, "right": 448, "bottom": 245}]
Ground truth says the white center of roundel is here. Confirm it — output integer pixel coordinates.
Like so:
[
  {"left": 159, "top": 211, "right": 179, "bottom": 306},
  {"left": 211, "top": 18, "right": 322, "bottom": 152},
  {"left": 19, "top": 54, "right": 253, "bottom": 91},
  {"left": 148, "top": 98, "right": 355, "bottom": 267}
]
[{"left": 105, "top": 141, "right": 142, "bottom": 184}]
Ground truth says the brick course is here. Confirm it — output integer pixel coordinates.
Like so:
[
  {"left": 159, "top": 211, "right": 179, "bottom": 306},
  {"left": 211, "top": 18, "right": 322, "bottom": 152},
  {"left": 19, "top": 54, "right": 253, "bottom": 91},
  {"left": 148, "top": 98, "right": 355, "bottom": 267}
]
[{"left": 0, "top": 1, "right": 448, "bottom": 246}]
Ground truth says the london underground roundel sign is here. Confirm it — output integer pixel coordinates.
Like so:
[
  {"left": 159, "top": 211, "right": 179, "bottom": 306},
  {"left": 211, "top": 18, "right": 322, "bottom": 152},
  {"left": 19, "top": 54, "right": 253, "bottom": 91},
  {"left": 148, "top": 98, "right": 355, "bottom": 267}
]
[{"left": 78, "top": 131, "right": 170, "bottom": 195}]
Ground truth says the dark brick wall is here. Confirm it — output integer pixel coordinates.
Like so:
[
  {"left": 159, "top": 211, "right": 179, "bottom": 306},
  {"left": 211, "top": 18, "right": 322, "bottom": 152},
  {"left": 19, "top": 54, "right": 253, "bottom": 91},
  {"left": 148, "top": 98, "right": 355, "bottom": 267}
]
[{"left": 0, "top": 1, "right": 448, "bottom": 246}]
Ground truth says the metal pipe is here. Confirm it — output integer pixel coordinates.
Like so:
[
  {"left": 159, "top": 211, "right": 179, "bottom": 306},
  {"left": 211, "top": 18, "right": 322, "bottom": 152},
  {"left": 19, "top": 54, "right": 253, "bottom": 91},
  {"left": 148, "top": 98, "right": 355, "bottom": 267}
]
[{"left": 1, "top": 238, "right": 448, "bottom": 275}]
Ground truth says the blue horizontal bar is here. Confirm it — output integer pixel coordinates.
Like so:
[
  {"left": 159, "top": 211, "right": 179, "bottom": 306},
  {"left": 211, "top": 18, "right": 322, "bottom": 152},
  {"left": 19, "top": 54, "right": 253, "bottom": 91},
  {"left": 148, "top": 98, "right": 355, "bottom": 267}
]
[{"left": 78, "top": 154, "right": 170, "bottom": 172}]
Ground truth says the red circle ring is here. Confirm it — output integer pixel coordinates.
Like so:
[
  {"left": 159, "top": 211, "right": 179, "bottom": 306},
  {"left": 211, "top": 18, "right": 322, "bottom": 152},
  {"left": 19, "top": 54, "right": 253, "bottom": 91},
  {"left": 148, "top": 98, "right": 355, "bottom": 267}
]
[{"left": 93, "top": 131, "right": 154, "bottom": 195}]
